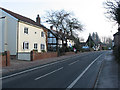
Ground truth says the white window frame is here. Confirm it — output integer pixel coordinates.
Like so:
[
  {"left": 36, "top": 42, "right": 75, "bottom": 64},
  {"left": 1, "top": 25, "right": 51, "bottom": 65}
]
[
  {"left": 41, "top": 44, "right": 45, "bottom": 50},
  {"left": 34, "top": 43, "right": 38, "bottom": 50},
  {"left": 24, "top": 27, "right": 28, "bottom": 34},
  {"left": 23, "top": 42, "right": 29, "bottom": 50}
]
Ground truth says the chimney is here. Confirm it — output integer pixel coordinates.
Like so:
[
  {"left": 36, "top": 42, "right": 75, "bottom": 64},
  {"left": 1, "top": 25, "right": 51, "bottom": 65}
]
[
  {"left": 36, "top": 14, "right": 40, "bottom": 24},
  {"left": 50, "top": 26, "right": 53, "bottom": 30},
  {"left": 60, "top": 29, "right": 62, "bottom": 32}
]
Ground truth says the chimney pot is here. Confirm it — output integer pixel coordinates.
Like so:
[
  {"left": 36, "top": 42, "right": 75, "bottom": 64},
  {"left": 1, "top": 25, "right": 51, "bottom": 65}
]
[
  {"left": 50, "top": 26, "right": 53, "bottom": 30},
  {"left": 36, "top": 14, "right": 41, "bottom": 24}
]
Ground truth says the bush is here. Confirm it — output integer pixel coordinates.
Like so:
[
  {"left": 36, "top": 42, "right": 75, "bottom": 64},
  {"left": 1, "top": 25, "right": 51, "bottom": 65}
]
[
  {"left": 65, "top": 47, "right": 74, "bottom": 52},
  {"left": 33, "top": 49, "right": 38, "bottom": 52},
  {"left": 73, "top": 44, "right": 81, "bottom": 52},
  {"left": 41, "top": 50, "right": 46, "bottom": 53}
]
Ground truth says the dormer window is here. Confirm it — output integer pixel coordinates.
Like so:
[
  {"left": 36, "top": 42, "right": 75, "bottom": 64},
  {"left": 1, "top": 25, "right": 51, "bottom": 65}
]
[{"left": 24, "top": 27, "right": 28, "bottom": 34}]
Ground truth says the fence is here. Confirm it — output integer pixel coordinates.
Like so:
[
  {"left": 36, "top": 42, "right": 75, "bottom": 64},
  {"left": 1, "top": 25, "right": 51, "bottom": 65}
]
[{"left": 18, "top": 52, "right": 31, "bottom": 61}]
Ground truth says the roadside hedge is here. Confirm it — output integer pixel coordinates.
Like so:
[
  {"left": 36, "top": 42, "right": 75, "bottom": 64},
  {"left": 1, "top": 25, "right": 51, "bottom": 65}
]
[{"left": 113, "top": 46, "right": 120, "bottom": 63}]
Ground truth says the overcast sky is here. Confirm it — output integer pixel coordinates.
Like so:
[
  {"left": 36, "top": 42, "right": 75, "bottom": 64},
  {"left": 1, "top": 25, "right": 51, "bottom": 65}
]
[{"left": 1, "top": 0, "right": 118, "bottom": 41}]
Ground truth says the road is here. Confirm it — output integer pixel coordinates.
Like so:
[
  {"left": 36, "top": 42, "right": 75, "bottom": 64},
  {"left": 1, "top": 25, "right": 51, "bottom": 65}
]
[{"left": 2, "top": 51, "right": 107, "bottom": 88}]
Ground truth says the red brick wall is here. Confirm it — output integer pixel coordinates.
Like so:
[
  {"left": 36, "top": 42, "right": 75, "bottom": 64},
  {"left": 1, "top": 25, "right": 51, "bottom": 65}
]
[
  {"left": 6, "top": 51, "right": 10, "bottom": 66},
  {"left": 31, "top": 51, "right": 57, "bottom": 61},
  {"left": 31, "top": 51, "right": 75, "bottom": 61},
  {"left": 0, "top": 51, "right": 10, "bottom": 67}
]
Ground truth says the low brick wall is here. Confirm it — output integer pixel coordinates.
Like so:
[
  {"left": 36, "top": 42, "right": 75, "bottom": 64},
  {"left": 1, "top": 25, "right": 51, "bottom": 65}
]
[
  {"left": 0, "top": 51, "right": 10, "bottom": 67},
  {"left": 31, "top": 51, "right": 57, "bottom": 61}
]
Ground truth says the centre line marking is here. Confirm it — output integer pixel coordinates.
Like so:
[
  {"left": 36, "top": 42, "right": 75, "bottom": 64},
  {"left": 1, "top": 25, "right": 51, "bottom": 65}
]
[
  {"left": 35, "top": 67, "right": 63, "bottom": 80},
  {"left": 66, "top": 54, "right": 103, "bottom": 89},
  {"left": 68, "top": 60, "right": 79, "bottom": 66}
]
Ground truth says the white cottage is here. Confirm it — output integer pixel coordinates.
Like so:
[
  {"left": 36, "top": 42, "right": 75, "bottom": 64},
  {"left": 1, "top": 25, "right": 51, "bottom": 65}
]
[{"left": 0, "top": 7, "right": 48, "bottom": 60}]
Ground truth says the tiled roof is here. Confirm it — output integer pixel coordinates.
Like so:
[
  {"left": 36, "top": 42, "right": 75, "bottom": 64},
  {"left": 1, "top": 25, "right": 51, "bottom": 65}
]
[{"left": 0, "top": 7, "right": 47, "bottom": 29}]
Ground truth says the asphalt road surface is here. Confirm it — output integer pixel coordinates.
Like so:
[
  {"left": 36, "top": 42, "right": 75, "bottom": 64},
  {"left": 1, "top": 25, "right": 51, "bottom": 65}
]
[{"left": 2, "top": 51, "right": 108, "bottom": 88}]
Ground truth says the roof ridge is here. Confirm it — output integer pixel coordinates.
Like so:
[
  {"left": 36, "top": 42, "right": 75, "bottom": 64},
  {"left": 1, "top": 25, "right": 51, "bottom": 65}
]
[
  {"left": 0, "top": 7, "right": 48, "bottom": 29},
  {"left": 1, "top": 7, "right": 35, "bottom": 21}
]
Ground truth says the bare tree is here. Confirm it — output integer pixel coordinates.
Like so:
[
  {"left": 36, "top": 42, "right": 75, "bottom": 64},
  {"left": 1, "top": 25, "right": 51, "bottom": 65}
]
[
  {"left": 45, "top": 9, "right": 83, "bottom": 36},
  {"left": 104, "top": 0, "right": 120, "bottom": 26},
  {"left": 66, "top": 18, "right": 83, "bottom": 36},
  {"left": 45, "top": 10, "right": 70, "bottom": 32},
  {"left": 45, "top": 9, "right": 84, "bottom": 54}
]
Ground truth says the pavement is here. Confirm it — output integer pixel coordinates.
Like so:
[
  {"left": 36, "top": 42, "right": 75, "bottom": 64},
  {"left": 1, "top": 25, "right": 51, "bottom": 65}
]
[{"left": 95, "top": 51, "right": 119, "bottom": 88}]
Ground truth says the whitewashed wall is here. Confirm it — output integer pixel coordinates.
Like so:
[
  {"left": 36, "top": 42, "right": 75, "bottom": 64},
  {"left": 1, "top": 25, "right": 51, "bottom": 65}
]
[
  {"left": 1, "top": 9, "right": 18, "bottom": 55},
  {"left": 67, "top": 39, "right": 75, "bottom": 47},
  {"left": 18, "top": 22, "right": 47, "bottom": 53},
  {"left": 0, "top": 10, "right": 3, "bottom": 53}
]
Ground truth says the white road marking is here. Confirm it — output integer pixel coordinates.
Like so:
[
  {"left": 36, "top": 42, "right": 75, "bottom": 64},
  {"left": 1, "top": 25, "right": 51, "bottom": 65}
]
[
  {"left": 68, "top": 60, "right": 79, "bottom": 66},
  {"left": 35, "top": 67, "right": 63, "bottom": 80},
  {"left": 0, "top": 59, "right": 68, "bottom": 80},
  {"left": 66, "top": 54, "right": 103, "bottom": 89}
]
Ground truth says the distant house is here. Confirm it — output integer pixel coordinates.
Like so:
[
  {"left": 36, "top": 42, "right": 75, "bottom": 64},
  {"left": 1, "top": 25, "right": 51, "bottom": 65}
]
[
  {"left": 65, "top": 34, "right": 75, "bottom": 47},
  {"left": 86, "top": 34, "right": 96, "bottom": 48},
  {"left": 0, "top": 7, "right": 48, "bottom": 60},
  {"left": 57, "top": 30, "right": 75, "bottom": 48},
  {"left": 47, "top": 26, "right": 61, "bottom": 52},
  {"left": 113, "top": 30, "right": 120, "bottom": 47},
  {"left": 47, "top": 27, "right": 75, "bottom": 52},
  {"left": 47, "top": 26, "right": 69, "bottom": 52},
  {"left": 86, "top": 34, "right": 101, "bottom": 50}
]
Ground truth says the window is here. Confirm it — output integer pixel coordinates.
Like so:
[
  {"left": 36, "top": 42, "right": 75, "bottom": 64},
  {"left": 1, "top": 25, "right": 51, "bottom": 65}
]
[
  {"left": 41, "top": 32, "right": 44, "bottom": 37},
  {"left": 48, "top": 32, "right": 50, "bottom": 37},
  {"left": 41, "top": 44, "right": 45, "bottom": 50},
  {"left": 23, "top": 42, "right": 29, "bottom": 49},
  {"left": 24, "top": 27, "right": 28, "bottom": 34},
  {"left": 34, "top": 43, "right": 38, "bottom": 50},
  {"left": 48, "top": 38, "right": 53, "bottom": 43}
]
